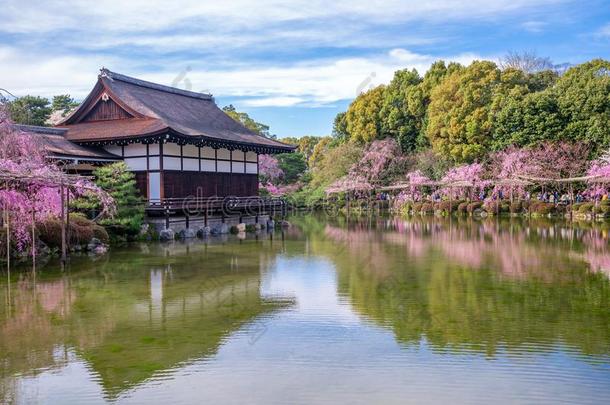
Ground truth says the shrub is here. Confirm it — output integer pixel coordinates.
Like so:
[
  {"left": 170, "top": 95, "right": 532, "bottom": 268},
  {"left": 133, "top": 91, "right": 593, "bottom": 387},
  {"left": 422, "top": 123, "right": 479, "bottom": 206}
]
[
  {"left": 554, "top": 204, "right": 567, "bottom": 214},
  {"left": 412, "top": 202, "right": 424, "bottom": 212},
  {"left": 598, "top": 203, "right": 610, "bottom": 214},
  {"left": 37, "top": 218, "right": 62, "bottom": 248},
  {"left": 245, "top": 224, "right": 257, "bottom": 233},
  {"left": 534, "top": 202, "right": 555, "bottom": 215},
  {"left": 68, "top": 214, "right": 94, "bottom": 246},
  {"left": 37, "top": 214, "right": 99, "bottom": 249},
  {"left": 92, "top": 225, "right": 110, "bottom": 243},
  {"left": 438, "top": 200, "right": 457, "bottom": 215},
  {"left": 421, "top": 202, "right": 434, "bottom": 213},
  {"left": 484, "top": 200, "right": 508, "bottom": 214},
  {"left": 398, "top": 203, "right": 412, "bottom": 216},
  {"left": 467, "top": 202, "right": 483, "bottom": 214},
  {"left": 510, "top": 202, "right": 522, "bottom": 213},
  {"left": 457, "top": 202, "right": 469, "bottom": 214},
  {"left": 578, "top": 203, "right": 595, "bottom": 213}
]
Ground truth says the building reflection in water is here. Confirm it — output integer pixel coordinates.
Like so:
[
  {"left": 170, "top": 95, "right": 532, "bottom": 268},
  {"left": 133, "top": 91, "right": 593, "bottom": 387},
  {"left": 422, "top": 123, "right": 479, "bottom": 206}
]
[{"left": 0, "top": 236, "right": 293, "bottom": 401}]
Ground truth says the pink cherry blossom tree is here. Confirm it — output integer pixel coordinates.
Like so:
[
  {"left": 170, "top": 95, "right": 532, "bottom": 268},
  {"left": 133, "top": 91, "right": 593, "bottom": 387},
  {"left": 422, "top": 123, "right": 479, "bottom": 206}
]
[
  {"left": 325, "top": 138, "right": 407, "bottom": 195},
  {"left": 258, "top": 154, "right": 284, "bottom": 183},
  {"left": 585, "top": 149, "right": 610, "bottom": 197},
  {"left": 440, "top": 163, "right": 487, "bottom": 199},
  {"left": 488, "top": 147, "right": 534, "bottom": 198},
  {"left": 0, "top": 107, "right": 114, "bottom": 252}
]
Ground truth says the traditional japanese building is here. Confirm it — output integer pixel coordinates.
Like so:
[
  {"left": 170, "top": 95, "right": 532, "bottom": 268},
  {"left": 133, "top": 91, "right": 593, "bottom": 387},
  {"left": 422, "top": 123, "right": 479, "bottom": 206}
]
[
  {"left": 14, "top": 124, "right": 121, "bottom": 171},
  {"left": 55, "top": 68, "right": 294, "bottom": 202}
]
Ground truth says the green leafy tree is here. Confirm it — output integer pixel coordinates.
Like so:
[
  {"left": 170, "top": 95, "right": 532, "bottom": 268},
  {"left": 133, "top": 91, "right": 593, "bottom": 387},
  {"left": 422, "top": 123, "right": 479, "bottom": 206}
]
[
  {"left": 222, "top": 104, "right": 272, "bottom": 138},
  {"left": 299, "top": 141, "right": 363, "bottom": 204},
  {"left": 345, "top": 85, "right": 386, "bottom": 143},
  {"left": 7, "top": 95, "right": 52, "bottom": 125},
  {"left": 93, "top": 162, "right": 144, "bottom": 238},
  {"left": 415, "top": 61, "right": 464, "bottom": 149},
  {"left": 427, "top": 61, "right": 528, "bottom": 162},
  {"left": 308, "top": 136, "right": 333, "bottom": 167},
  {"left": 332, "top": 112, "right": 349, "bottom": 142},
  {"left": 555, "top": 59, "right": 610, "bottom": 156},
  {"left": 51, "top": 94, "right": 79, "bottom": 116},
  {"left": 493, "top": 59, "right": 609, "bottom": 154},
  {"left": 380, "top": 68, "right": 422, "bottom": 152},
  {"left": 281, "top": 136, "right": 324, "bottom": 161},
  {"left": 276, "top": 152, "right": 308, "bottom": 184},
  {"left": 526, "top": 70, "right": 559, "bottom": 92},
  {"left": 493, "top": 90, "right": 566, "bottom": 150}
]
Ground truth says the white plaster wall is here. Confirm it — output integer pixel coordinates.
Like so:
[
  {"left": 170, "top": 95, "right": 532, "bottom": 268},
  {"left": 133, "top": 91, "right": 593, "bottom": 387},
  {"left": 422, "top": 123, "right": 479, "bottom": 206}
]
[
  {"left": 201, "top": 159, "right": 216, "bottom": 172},
  {"left": 124, "top": 157, "right": 147, "bottom": 171}
]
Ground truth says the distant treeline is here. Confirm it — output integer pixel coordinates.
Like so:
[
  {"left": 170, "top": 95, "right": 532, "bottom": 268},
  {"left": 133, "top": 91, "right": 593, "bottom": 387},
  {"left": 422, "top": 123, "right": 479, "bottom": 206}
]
[
  {"left": 273, "top": 56, "right": 610, "bottom": 204},
  {"left": 331, "top": 57, "right": 610, "bottom": 162}
]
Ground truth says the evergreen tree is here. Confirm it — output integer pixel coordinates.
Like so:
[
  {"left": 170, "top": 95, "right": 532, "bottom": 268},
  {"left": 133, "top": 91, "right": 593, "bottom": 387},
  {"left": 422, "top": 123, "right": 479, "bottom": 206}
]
[
  {"left": 78, "top": 162, "right": 144, "bottom": 238},
  {"left": 7, "top": 95, "right": 52, "bottom": 125},
  {"left": 51, "top": 94, "right": 79, "bottom": 116}
]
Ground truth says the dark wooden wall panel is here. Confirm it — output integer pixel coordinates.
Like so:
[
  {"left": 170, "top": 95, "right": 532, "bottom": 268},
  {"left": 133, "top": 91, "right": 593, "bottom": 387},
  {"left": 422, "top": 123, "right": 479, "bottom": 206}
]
[
  {"left": 134, "top": 172, "right": 148, "bottom": 198},
  {"left": 83, "top": 99, "right": 132, "bottom": 122},
  {"left": 163, "top": 172, "right": 258, "bottom": 198}
]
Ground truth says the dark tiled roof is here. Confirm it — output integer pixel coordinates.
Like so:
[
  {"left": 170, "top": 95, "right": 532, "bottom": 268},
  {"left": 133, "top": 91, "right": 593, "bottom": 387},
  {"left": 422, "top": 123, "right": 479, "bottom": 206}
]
[
  {"left": 58, "top": 118, "right": 167, "bottom": 141},
  {"left": 60, "top": 69, "right": 295, "bottom": 153},
  {"left": 14, "top": 124, "right": 121, "bottom": 161}
]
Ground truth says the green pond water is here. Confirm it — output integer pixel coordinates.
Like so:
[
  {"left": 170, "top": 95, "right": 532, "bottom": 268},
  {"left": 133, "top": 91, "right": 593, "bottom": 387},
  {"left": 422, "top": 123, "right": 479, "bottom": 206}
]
[{"left": 0, "top": 215, "right": 609, "bottom": 404}]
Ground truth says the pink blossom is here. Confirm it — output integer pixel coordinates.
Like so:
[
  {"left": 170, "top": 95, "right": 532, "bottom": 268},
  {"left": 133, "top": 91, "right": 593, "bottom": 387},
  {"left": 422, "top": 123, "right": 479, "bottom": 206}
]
[
  {"left": 585, "top": 150, "right": 610, "bottom": 197},
  {"left": 258, "top": 154, "right": 283, "bottom": 183},
  {"left": 326, "top": 139, "right": 403, "bottom": 194},
  {"left": 440, "top": 163, "right": 488, "bottom": 198},
  {"left": 0, "top": 107, "right": 115, "bottom": 252}
]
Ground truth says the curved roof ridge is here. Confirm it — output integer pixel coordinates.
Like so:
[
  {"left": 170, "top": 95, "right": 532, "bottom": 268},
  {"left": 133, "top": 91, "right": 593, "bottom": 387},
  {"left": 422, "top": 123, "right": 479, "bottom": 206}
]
[{"left": 100, "top": 68, "right": 214, "bottom": 101}]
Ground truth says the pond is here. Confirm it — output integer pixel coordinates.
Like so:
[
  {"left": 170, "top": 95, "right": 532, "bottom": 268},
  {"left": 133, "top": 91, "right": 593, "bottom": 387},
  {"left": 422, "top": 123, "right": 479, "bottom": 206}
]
[{"left": 1, "top": 215, "right": 609, "bottom": 404}]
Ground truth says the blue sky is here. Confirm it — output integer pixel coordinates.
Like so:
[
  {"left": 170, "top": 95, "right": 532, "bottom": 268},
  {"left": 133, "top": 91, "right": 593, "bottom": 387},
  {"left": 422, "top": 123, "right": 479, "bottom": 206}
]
[{"left": 0, "top": 0, "right": 608, "bottom": 137}]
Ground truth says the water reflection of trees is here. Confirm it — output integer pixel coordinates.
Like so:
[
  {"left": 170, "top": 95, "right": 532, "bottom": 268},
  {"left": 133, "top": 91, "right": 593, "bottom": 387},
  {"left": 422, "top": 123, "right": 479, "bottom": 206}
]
[
  {"left": 0, "top": 237, "right": 292, "bottom": 400},
  {"left": 303, "top": 216, "right": 610, "bottom": 357}
]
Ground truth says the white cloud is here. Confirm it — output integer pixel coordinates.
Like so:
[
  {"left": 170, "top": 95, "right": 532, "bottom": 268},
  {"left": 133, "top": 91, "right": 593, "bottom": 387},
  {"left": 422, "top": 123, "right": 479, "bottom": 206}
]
[
  {"left": 0, "top": 0, "right": 565, "bottom": 107},
  {"left": 0, "top": 46, "right": 481, "bottom": 106},
  {"left": 1, "top": 1, "right": 568, "bottom": 34},
  {"left": 521, "top": 21, "right": 547, "bottom": 33},
  {"left": 241, "top": 97, "right": 307, "bottom": 107}
]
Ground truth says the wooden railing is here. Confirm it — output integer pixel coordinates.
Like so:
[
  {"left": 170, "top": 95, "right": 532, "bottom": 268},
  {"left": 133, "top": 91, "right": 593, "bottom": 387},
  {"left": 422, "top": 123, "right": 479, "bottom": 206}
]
[{"left": 145, "top": 196, "right": 287, "bottom": 229}]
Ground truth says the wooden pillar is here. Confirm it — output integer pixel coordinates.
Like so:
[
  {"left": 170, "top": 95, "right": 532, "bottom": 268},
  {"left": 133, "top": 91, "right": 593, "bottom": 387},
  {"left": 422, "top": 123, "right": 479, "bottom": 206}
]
[
  {"left": 346, "top": 192, "right": 350, "bottom": 217},
  {"left": 449, "top": 187, "right": 452, "bottom": 215},
  {"left": 60, "top": 182, "right": 67, "bottom": 264},
  {"left": 5, "top": 205, "right": 10, "bottom": 274},
  {"left": 31, "top": 209, "right": 36, "bottom": 270},
  {"left": 568, "top": 183, "right": 574, "bottom": 221},
  {"left": 66, "top": 189, "right": 70, "bottom": 247}
]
